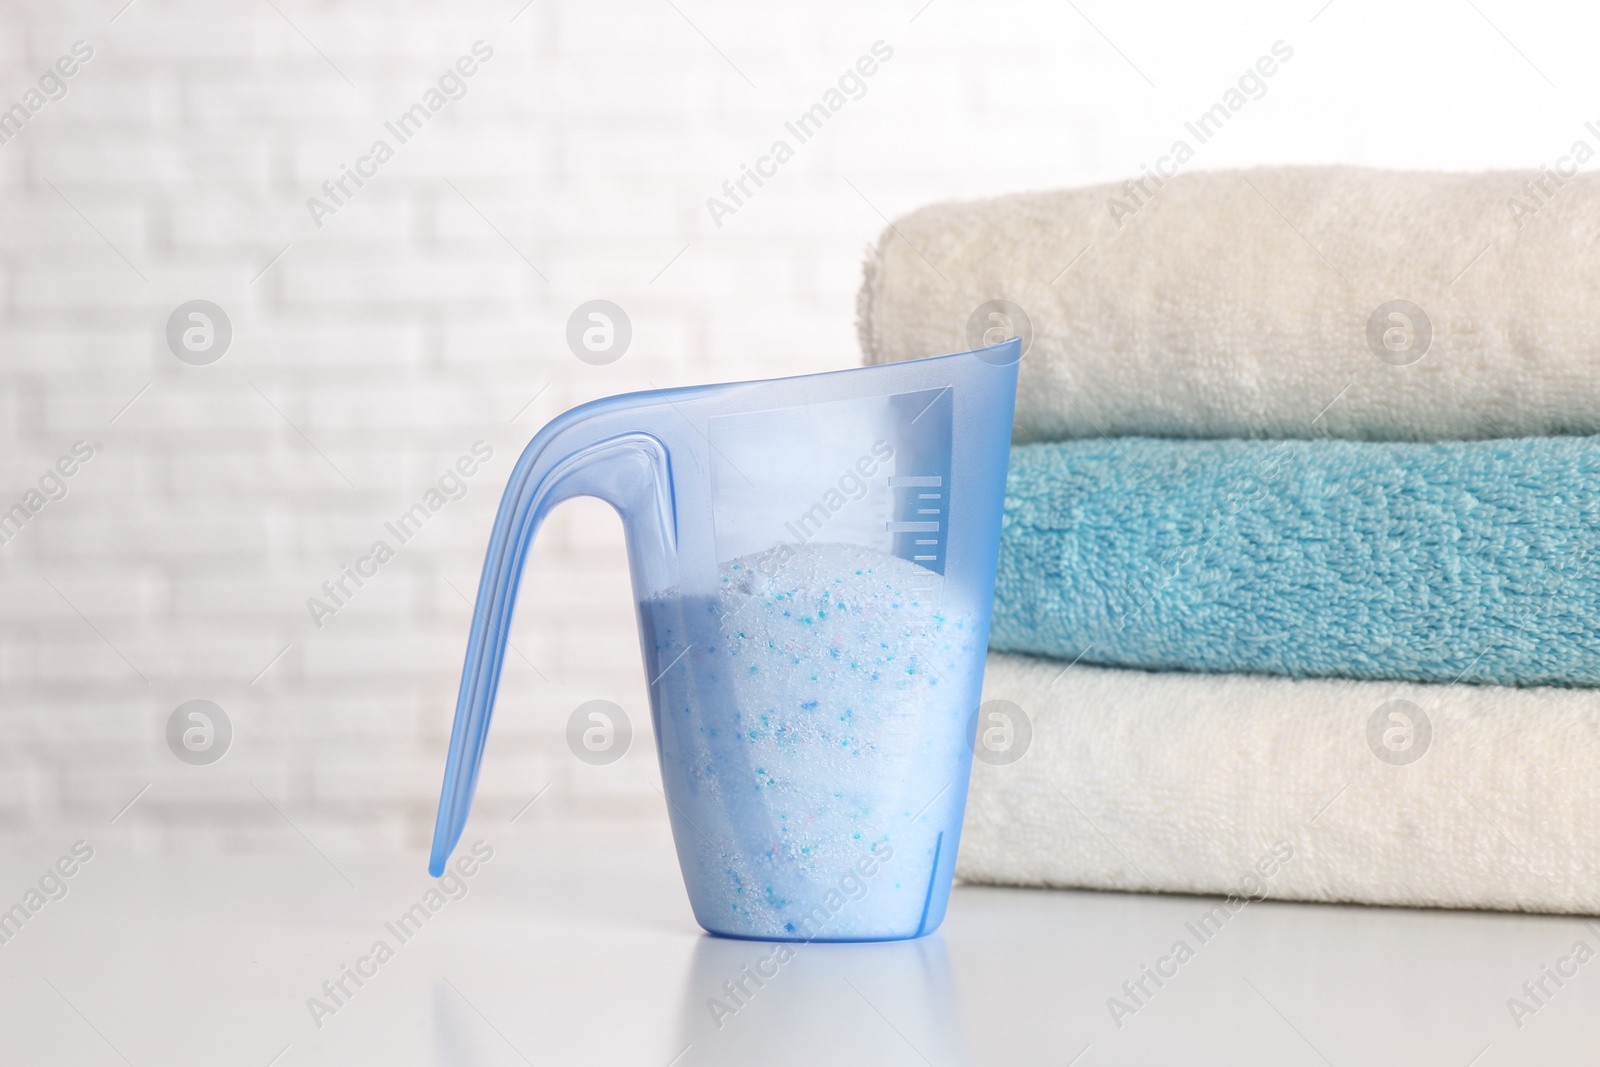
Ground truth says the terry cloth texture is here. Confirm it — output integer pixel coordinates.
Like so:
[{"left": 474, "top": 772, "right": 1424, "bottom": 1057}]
[
  {"left": 991, "top": 435, "right": 1600, "bottom": 687},
  {"left": 857, "top": 165, "right": 1600, "bottom": 443},
  {"left": 961, "top": 652, "right": 1600, "bottom": 915}
]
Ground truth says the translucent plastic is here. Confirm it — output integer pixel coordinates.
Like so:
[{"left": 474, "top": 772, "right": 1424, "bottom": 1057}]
[{"left": 429, "top": 340, "right": 1021, "bottom": 941}]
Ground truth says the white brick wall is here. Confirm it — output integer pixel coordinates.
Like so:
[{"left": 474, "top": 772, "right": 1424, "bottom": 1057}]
[{"left": 1, "top": 0, "right": 1590, "bottom": 852}]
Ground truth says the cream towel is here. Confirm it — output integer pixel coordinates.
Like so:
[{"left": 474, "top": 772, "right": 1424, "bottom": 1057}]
[
  {"left": 859, "top": 165, "right": 1600, "bottom": 443},
  {"left": 962, "top": 652, "right": 1600, "bottom": 914}
]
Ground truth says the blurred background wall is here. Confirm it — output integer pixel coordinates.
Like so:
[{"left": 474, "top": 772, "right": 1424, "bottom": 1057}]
[{"left": 1, "top": 0, "right": 1591, "bottom": 853}]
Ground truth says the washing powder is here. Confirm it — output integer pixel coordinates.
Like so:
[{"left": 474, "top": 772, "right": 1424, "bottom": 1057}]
[{"left": 642, "top": 542, "right": 978, "bottom": 940}]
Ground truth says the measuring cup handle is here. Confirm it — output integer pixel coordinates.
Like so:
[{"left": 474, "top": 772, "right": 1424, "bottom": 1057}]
[{"left": 429, "top": 405, "right": 677, "bottom": 876}]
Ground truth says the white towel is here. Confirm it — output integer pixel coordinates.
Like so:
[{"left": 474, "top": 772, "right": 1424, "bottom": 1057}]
[
  {"left": 858, "top": 165, "right": 1600, "bottom": 443},
  {"left": 962, "top": 652, "right": 1600, "bottom": 914}
]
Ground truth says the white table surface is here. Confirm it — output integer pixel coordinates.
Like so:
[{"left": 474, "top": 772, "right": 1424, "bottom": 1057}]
[{"left": 1, "top": 821, "right": 1595, "bottom": 1066}]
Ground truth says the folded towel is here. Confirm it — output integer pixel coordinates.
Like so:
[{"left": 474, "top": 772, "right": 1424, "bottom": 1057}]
[
  {"left": 992, "top": 435, "right": 1600, "bottom": 687},
  {"left": 961, "top": 652, "right": 1600, "bottom": 914},
  {"left": 858, "top": 165, "right": 1600, "bottom": 443}
]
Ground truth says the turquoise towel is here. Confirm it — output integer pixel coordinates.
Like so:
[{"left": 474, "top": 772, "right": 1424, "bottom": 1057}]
[{"left": 991, "top": 436, "right": 1600, "bottom": 687}]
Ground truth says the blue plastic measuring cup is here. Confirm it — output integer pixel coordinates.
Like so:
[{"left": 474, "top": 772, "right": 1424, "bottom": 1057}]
[{"left": 430, "top": 340, "right": 1020, "bottom": 941}]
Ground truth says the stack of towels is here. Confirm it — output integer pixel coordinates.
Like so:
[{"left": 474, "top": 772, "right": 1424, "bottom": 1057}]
[{"left": 859, "top": 166, "right": 1600, "bottom": 914}]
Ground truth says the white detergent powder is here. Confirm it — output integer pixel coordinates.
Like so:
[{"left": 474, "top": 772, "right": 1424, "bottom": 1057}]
[{"left": 642, "top": 541, "right": 980, "bottom": 940}]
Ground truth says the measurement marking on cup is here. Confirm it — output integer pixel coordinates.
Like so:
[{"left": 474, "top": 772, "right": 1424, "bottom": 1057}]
[{"left": 889, "top": 475, "right": 946, "bottom": 562}]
